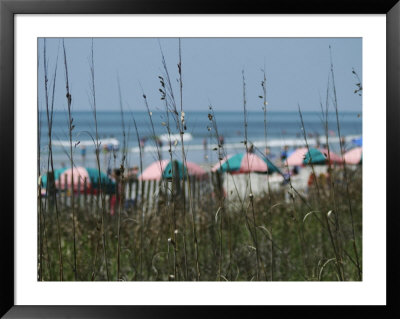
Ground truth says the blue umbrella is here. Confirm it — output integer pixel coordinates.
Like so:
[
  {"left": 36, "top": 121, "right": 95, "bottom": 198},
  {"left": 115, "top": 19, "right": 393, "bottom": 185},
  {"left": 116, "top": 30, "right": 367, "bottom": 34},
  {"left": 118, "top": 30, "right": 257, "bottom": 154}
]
[{"left": 352, "top": 137, "right": 362, "bottom": 147}]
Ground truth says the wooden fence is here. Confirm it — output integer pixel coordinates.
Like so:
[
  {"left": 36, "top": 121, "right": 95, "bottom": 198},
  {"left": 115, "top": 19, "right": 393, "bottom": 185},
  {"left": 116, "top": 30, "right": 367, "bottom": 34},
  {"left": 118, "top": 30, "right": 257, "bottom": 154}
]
[{"left": 41, "top": 172, "right": 223, "bottom": 215}]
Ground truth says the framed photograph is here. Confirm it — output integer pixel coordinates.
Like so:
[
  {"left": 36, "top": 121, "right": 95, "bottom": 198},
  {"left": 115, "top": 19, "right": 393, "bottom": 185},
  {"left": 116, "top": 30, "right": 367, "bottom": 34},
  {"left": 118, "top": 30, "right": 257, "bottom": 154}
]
[{"left": 1, "top": 0, "right": 399, "bottom": 317}]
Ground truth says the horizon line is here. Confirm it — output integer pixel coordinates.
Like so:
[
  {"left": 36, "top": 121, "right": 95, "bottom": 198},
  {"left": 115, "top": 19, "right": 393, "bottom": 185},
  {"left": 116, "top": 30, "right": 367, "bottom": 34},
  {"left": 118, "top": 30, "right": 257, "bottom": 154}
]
[{"left": 41, "top": 109, "right": 362, "bottom": 113}]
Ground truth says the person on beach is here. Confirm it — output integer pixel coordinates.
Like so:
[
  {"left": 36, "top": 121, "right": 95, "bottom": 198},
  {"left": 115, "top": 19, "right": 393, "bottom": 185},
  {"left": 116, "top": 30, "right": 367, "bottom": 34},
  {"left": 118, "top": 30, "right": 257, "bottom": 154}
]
[
  {"left": 315, "top": 132, "right": 321, "bottom": 148},
  {"left": 109, "top": 168, "right": 122, "bottom": 216},
  {"left": 248, "top": 143, "right": 254, "bottom": 153},
  {"left": 203, "top": 138, "right": 208, "bottom": 161},
  {"left": 140, "top": 137, "right": 147, "bottom": 149},
  {"left": 340, "top": 136, "right": 346, "bottom": 151},
  {"left": 280, "top": 145, "right": 289, "bottom": 163},
  {"left": 306, "top": 172, "right": 316, "bottom": 194},
  {"left": 80, "top": 145, "right": 86, "bottom": 166},
  {"left": 128, "top": 166, "right": 139, "bottom": 181},
  {"left": 218, "top": 135, "right": 225, "bottom": 147}
]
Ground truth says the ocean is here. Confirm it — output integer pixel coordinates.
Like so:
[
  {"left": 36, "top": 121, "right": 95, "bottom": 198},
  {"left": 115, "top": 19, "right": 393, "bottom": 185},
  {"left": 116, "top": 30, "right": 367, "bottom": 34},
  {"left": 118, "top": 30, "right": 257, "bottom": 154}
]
[{"left": 38, "top": 110, "right": 362, "bottom": 171}]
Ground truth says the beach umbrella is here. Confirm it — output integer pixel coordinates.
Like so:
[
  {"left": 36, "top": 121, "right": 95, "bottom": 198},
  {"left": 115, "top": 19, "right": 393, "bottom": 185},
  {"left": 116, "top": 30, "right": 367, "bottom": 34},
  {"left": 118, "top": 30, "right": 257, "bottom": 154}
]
[
  {"left": 40, "top": 167, "right": 68, "bottom": 190},
  {"left": 212, "top": 152, "right": 278, "bottom": 175},
  {"left": 352, "top": 137, "right": 362, "bottom": 147},
  {"left": 303, "top": 148, "right": 343, "bottom": 165},
  {"left": 285, "top": 147, "right": 309, "bottom": 166},
  {"left": 139, "top": 159, "right": 206, "bottom": 181},
  {"left": 49, "top": 166, "right": 116, "bottom": 194},
  {"left": 343, "top": 147, "right": 362, "bottom": 165}
]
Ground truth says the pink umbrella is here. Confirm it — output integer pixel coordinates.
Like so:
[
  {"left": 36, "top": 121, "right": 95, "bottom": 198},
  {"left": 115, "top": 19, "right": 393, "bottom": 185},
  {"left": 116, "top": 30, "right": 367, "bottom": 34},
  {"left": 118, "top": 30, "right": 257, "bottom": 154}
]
[
  {"left": 286, "top": 147, "right": 343, "bottom": 166},
  {"left": 211, "top": 154, "right": 234, "bottom": 172},
  {"left": 319, "top": 148, "right": 344, "bottom": 164},
  {"left": 285, "top": 147, "right": 308, "bottom": 166},
  {"left": 236, "top": 153, "right": 269, "bottom": 174},
  {"left": 343, "top": 147, "right": 362, "bottom": 164},
  {"left": 55, "top": 166, "right": 90, "bottom": 192},
  {"left": 186, "top": 161, "right": 208, "bottom": 177},
  {"left": 212, "top": 152, "right": 269, "bottom": 174},
  {"left": 139, "top": 160, "right": 170, "bottom": 181},
  {"left": 139, "top": 160, "right": 207, "bottom": 181},
  {"left": 54, "top": 166, "right": 116, "bottom": 193}
]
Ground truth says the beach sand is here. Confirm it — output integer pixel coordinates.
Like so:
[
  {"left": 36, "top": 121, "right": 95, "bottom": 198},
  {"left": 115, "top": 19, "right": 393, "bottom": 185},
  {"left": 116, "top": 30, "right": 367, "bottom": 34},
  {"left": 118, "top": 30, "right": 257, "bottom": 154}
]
[{"left": 199, "top": 162, "right": 331, "bottom": 200}]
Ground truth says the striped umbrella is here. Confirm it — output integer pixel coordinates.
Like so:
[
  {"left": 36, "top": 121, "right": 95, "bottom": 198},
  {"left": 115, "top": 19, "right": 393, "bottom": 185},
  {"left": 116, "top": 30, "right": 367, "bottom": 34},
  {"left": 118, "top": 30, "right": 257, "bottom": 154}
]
[
  {"left": 139, "top": 159, "right": 206, "bottom": 181},
  {"left": 343, "top": 147, "right": 362, "bottom": 165},
  {"left": 212, "top": 152, "right": 279, "bottom": 175},
  {"left": 303, "top": 148, "right": 343, "bottom": 165},
  {"left": 40, "top": 167, "right": 68, "bottom": 190},
  {"left": 42, "top": 167, "right": 116, "bottom": 194},
  {"left": 285, "top": 147, "right": 309, "bottom": 166}
]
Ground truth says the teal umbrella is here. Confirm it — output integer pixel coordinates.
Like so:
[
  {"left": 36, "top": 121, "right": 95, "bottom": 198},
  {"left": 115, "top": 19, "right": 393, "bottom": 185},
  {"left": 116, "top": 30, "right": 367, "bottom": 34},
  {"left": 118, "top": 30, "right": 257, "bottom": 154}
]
[
  {"left": 84, "top": 167, "right": 116, "bottom": 193},
  {"left": 139, "top": 159, "right": 207, "bottom": 181},
  {"left": 303, "top": 148, "right": 343, "bottom": 165},
  {"left": 40, "top": 167, "right": 68, "bottom": 190},
  {"left": 41, "top": 167, "right": 116, "bottom": 194},
  {"left": 263, "top": 157, "right": 280, "bottom": 174},
  {"left": 212, "top": 152, "right": 280, "bottom": 174},
  {"left": 161, "top": 160, "right": 188, "bottom": 179}
]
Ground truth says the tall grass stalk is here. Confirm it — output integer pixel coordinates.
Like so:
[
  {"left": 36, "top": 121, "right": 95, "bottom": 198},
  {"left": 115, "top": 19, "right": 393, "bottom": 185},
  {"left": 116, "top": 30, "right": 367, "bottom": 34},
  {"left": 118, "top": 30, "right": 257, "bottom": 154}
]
[
  {"left": 298, "top": 104, "right": 344, "bottom": 281},
  {"left": 319, "top": 75, "right": 343, "bottom": 278},
  {"left": 88, "top": 39, "right": 110, "bottom": 280},
  {"left": 129, "top": 112, "right": 144, "bottom": 280},
  {"left": 208, "top": 104, "right": 257, "bottom": 280},
  {"left": 43, "top": 39, "right": 63, "bottom": 281},
  {"left": 158, "top": 42, "right": 191, "bottom": 279},
  {"left": 242, "top": 70, "right": 262, "bottom": 280},
  {"left": 37, "top": 52, "right": 43, "bottom": 281},
  {"left": 159, "top": 75, "right": 178, "bottom": 279},
  {"left": 141, "top": 89, "right": 172, "bottom": 279},
  {"left": 62, "top": 40, "right": 78, "bottom": 280},
  {"left": 260, "top": 67, "right": 274, "bottom": 281},
  {"left": 116, "top": 76, "right": 127, "bottom": 281},
  {"left": 177, "top": 39, "right": 201, "bottom": 281},
  {"left": 207, "top": 105, "right": 232, "bottom": 280},
  {"left": 329, "top": 47, "right": 361, "bottom": 279}
]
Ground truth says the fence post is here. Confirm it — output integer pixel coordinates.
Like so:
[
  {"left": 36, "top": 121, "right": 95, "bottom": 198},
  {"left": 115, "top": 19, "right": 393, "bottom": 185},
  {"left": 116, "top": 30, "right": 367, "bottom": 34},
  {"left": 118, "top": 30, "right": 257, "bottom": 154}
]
[
  {"left": 145, "top": 180, "right": 151, "bottom": 213},
  {"left": 83, "top": 177, "right": 87, "bottom": 210},
  {"left": 77, "top": 176, "right": 81, "bottom": 209},
  {"left": 134, "top": 180, "right": 139, "bottom": 209},
  {"left": 141, "top": 180, "right": 145, "bottom": 213}
]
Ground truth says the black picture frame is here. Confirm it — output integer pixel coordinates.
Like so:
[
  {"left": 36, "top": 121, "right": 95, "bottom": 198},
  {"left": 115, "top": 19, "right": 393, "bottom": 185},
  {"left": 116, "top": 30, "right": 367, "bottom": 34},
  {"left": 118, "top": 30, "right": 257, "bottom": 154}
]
[{"left": 1, "top": 0, "right": 399, "bottom": 318}]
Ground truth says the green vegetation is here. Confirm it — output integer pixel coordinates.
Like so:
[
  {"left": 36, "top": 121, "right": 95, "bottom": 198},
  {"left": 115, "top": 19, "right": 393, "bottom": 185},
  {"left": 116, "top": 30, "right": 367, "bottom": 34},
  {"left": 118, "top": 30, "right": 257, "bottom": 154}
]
[{"left": 38, "top": 39, "right": 362, "bottom": 281}]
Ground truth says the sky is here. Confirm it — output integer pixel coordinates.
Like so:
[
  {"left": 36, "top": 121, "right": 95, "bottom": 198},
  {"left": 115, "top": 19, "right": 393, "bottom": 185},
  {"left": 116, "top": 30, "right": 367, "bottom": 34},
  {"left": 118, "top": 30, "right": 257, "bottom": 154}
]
[{"left": 38, "top": 38, "right": 362, "bottom": 112}]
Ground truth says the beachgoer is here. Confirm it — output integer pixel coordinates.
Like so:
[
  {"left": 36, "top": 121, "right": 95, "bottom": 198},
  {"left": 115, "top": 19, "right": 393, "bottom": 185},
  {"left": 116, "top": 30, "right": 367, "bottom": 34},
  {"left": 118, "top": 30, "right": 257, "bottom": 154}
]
[
  {"left": 203, "top": 138, "right": 208, "bottom": 161},
  {"left": 218, "top": 135, "right": 225, "bottom": 146},
  {"left": 315, "top": 133, "right": 321, "bottom": 148},
  {"left": 157, "top": 137, "right": 163, "bottom": 148},
  {"left": 248, "top": 143, "right": 254, "bottom": 153},
  {"left": 307, "top": 172, "right": 316, "bottom": 187},
  {"left": 280, "top": 145, "right": 289, "bottom": 162},
  {"left": 102, "top": 144, "right": 109, "bottom": 155},
  {"left": 80, "top": 145, "right": 86, "bottom": 166},
  {"left": 156, "top": 137, "right": 163, "bottom": 159},
  {"left": 128, "top": 166, "right": 139, "bottom": 181},
  {"left": 340, "top": 136, "right": 346, "bottom": 151},
  {"left": 139, "top": 137, "right": 146, "bottom": 149}
]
